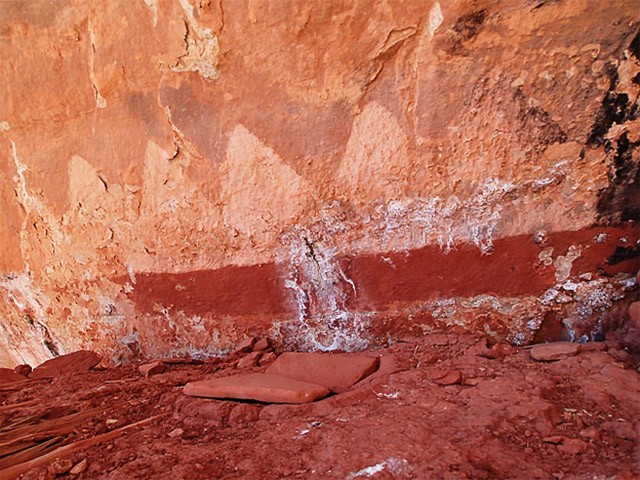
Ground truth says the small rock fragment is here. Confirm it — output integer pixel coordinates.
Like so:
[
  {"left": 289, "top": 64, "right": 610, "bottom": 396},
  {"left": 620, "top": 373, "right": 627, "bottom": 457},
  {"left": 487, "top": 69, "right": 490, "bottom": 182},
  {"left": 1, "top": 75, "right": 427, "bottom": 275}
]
[
  {"left": 258, "top": 351, "right": 277, "bottom": 366},
  {"left": 419, "top": 354, "right": 439, "bottom": 365},
  {"left": 232, "top": 337, "right": 256, "bottom": 354},
  {"left": 252, "top": 338, "right": 270, "bottom": 351},
  {"left": 463, "top": 377, "right": 480, "bottom": 386},
  {"left": 542, "top": 435, "right": 565, "bottom": 444},
  {"left": 237, "top": 351, "right": 262, "bottom": 369},
  {"left": 48, "top": 458, "right": 73, "bottom": 475},
  {"left": 481, "top": 342, "right": 514, "bottom": 360},
  {"left": 579, "top": 427, "right": 600, "bottom": 440},
  {"left": 14, "top": 364, "right": 32, "bottom": 377},
  {"left": 530, "top": 342, "right": 580, "bottom": 362},
  {"left": 183, "top": 373, "right": 330, "bottom": 403},
  {"left": 543, "top": 435, "right": 588, "bottom": 454},
  {"left": 70, "top": 459, "right": 88, "bottom": 475},
  {"left": 30, "top": 350, "right": 101, "bottom": 379},
  {"left": 601, "top": 421, "right": 637, "bottom": 441},
  {"left": 607, "top": 348, "right": 630, "bottom": 363},
  {"left": 557, "top": 438, "right": 588, "bottom": 455},
  {"left": 168, "top": 428, "right": 184, "bottom": 438},
  {"left": 139, "top": 361, "right": 165, "bottom": 377},
  {"left": 433, "top": 369, "right": 462, "bottom": 386}
]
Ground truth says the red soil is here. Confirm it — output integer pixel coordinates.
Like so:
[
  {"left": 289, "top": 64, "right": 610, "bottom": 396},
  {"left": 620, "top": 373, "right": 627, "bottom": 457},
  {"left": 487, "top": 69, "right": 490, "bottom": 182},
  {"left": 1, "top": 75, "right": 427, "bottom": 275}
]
[{"left": 1, "top": 333, "right": 639, "bottom": 479}]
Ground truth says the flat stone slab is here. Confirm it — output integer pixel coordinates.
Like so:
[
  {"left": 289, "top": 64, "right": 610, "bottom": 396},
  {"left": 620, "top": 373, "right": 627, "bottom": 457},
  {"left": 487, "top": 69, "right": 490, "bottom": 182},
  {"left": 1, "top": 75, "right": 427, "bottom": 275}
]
[
  {"left": 183, "top": 373, "right": 330, "bottom": 404},
  {"left": 530, "top": 342, "right": 580, "bottom": 362},
  {"left": 0, "top": 368, "right": 27, "bottom": 384},
  {"left": 30, "top": 350, "right": 101, "bottom": 379},
  {"left": 139, "top": 361, "right": 165, "bottom": 377},
  {"left": 265, "top": 352, "right": 379, "bottom": 393}
]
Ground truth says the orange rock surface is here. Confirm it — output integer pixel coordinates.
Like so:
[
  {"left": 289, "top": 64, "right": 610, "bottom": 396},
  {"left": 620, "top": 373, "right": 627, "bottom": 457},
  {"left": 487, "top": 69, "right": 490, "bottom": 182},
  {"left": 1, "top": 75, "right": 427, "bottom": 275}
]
[{"left": 0, "top": 0, "right": 639, "bottom": 365}]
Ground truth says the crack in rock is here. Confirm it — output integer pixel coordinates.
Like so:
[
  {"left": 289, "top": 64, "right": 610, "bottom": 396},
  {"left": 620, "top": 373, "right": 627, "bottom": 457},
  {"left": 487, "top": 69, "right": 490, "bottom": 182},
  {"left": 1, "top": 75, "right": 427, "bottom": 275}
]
[{"left": 88, "top": 26, "right": 107, "bottom": 109}]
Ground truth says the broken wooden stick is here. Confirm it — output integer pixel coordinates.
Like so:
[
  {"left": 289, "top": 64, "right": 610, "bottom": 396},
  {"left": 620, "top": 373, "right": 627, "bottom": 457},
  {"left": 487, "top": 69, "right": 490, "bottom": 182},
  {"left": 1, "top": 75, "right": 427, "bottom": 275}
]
[{"left": 2, "top": 413, "right": 168, "bottom": 479}]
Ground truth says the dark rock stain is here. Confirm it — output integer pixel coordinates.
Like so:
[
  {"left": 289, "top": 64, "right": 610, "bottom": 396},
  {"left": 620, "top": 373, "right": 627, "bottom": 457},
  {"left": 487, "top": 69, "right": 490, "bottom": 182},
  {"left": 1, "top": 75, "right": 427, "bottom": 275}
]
[
  {"left": 593, "top": 32, "right": 640, "bottom": 224},
  {"left": 513, "top": 88, "right": 568, "bottom": 153},
  {"left": 439, "top": 9, "right": 488, "bottom": 56},
  {"left": 629, "top": 31, "right": 640, "bottom": 59},
  {"left": 607, "top": 243, "right": 640, "bottom": 265},
  {"left": 453, "top": 10, "right": 487, "bottom": 41},
  {"left": 587, "top": 89, "right": 631, "bottom": 148},
  {"left": 595, "top": 132, "right": 639, "bottom": 224}
]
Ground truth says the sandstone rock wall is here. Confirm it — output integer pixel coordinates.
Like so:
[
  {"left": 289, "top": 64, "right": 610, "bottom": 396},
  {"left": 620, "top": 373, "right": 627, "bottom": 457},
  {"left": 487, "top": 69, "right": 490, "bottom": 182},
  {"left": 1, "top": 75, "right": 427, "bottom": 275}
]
[{"left": 0, "top": 0, "right": 639, "bottom": 366}]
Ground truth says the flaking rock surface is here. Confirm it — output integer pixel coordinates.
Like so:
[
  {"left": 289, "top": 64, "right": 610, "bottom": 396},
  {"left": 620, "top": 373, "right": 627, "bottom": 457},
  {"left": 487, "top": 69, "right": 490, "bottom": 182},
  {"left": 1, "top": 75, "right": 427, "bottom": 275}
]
[{"left": 0, "top": 0, "right": 639, "bottom": 365}]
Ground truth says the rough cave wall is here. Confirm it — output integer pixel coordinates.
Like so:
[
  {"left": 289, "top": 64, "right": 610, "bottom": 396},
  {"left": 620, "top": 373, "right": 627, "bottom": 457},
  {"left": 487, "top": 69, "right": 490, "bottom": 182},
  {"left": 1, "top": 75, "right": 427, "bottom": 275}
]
[{"left": 0, "top": 0, "right": 639, "bottom": 367}]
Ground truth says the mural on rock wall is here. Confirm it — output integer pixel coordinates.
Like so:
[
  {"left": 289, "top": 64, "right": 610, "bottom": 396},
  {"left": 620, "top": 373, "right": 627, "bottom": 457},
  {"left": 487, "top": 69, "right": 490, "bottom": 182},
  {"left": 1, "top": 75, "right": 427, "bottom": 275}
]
[{"left": 0, "top": 0, "right": 639, "bottom": 366}]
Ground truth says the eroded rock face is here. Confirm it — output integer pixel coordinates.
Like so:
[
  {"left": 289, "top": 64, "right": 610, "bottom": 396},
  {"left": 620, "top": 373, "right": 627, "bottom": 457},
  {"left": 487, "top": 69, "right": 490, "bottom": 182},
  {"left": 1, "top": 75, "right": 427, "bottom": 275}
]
[{"left": 0, "top": 1, "right": 639, "bottom": 366}]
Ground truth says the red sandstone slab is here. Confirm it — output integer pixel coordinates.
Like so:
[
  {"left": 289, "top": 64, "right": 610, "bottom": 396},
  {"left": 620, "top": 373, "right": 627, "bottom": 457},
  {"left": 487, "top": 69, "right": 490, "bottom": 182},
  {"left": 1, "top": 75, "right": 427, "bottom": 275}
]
[
  {"left": 30, "top": 350, "right": 101, "bottom": 379},
  {"left": 0, "top": 368, "right": 27, "bottom": 384},
  {"left": 529, "top": 342, "right": 580, "bottom": 362},
  {"left": 265, "top": 353, "right": 379, "bottom": 393},
  {"left": 183, "top": 373, "right": 330, "bottom": 404},
  {"left": 139, "top": 361, "right": 165, "bottom": 377}
]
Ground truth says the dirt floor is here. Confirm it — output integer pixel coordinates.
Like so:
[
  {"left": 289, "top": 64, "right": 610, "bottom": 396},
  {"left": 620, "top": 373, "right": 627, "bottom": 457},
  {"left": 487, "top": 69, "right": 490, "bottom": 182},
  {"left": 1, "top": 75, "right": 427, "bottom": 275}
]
[{"left": 1, "top": 333, "right": 639, "bottom": 480}]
